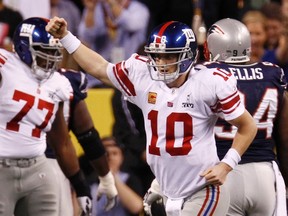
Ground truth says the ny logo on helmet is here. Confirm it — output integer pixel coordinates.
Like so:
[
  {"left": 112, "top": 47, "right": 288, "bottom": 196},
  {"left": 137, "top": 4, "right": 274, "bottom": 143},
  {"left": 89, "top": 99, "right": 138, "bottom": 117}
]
[
  {"left": 182, "top": 29, "right": 196, "bottom": 44},
  {"left": 19, "top": 24, "right": 35, "bottom": 43}
]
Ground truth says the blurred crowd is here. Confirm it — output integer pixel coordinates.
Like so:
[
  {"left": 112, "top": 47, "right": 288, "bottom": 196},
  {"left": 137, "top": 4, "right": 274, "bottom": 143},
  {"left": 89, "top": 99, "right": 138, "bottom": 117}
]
[{"left": 2, "top": 0, "right": 288, "bottom": 76}]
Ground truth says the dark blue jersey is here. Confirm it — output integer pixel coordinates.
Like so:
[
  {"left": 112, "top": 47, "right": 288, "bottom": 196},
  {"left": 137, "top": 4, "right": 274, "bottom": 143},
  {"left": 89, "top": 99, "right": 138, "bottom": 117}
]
[
  {"left": 45, "top": 69, "right": 88, "bottom": 158},
  {"left": 203, "top": 61, "right": 287, "bottom": 163},
  {"left": 59, "top": 68, "right": 88, "bottom": 130}
]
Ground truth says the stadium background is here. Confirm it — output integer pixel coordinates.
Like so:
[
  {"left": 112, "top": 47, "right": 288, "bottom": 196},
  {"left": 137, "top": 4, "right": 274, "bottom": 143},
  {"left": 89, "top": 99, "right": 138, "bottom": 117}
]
[{"left": 71, "top": 88, "right": 115, "bottom": 156}]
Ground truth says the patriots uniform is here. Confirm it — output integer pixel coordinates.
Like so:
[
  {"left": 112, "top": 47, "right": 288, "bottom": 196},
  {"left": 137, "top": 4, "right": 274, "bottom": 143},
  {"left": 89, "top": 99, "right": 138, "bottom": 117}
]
[
  {"left": 59, "top": 68, "right": 88, "bottom": 129},
  {"left": 44, "top": 69, "right": 88, "bottom": 216},
  {"left": 107, "top": 54, "right": 245, "bottom": 199},
  {"left": 45, "top": 68, "right": 88, "bottom": 159},
  {"left": 204, "top": 61, "right": 287, "bottom": 163},
  {"left": 0, "top": 49, "right": 73, "bottom": 158}
]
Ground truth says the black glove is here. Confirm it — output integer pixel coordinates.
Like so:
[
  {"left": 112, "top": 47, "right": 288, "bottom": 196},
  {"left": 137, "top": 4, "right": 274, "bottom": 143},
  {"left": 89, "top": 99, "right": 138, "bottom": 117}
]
[{"left": 68, "top": 170, "right": 92, "bottom": 216}]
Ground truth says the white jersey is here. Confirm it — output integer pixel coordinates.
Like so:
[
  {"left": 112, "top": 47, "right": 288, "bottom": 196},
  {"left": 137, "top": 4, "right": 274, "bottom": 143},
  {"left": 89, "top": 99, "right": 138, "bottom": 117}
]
[
  {"left": 0, "top": 49, "right": 73, "bottom": 158},
  {"left": 107, "top": 54, "right": 245, "bottom": 199}
]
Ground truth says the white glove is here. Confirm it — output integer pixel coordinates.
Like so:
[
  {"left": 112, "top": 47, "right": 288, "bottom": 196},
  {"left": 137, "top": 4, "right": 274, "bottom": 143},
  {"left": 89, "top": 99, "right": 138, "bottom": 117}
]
[
  {"left": 143, "top": 178, "right": 163, "bottom": 216},
  {"left": 77, "top": 196, "right": 92, "bottom": 216},
  {"left": 97, "top": 171, "right": 118, "bottom": 211}
]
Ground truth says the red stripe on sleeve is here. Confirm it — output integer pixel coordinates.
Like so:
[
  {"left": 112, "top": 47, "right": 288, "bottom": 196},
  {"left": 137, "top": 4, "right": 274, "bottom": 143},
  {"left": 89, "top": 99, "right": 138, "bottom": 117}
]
[
  {"left": 223, "top": 101, "right": 241, "bottom": 114},
  {"left": 221, "top": 94, "right": 240, "bottom": 111},
  {"left": 0, "top": 53, "right": 7, "bottom": 65},
  {"left": 113, "top": 62, "right": 136, "bottom": 96},
  {"left": 220, "top": 91, "right": 237, "bottom": 103}
]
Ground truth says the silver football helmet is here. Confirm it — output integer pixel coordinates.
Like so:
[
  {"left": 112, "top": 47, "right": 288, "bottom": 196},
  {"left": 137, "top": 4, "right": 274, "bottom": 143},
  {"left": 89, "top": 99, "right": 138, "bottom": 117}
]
[{"left": 205, "top": 18, "right": 251, "bottom": 63}]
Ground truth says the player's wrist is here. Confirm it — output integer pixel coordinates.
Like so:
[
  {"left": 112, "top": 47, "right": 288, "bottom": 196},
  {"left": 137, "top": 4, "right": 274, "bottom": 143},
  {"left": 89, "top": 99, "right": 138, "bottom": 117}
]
[
  {"left": 99, "top": 171, "right": 115, "bottom": 185},
  {"left": 68, "top": 170, "right": 91, "bottom": 198},
  {"left": 60, "top": 31, "right": 81, "bottom": 54},
  {"left": 221, "top": 148, "right": 241, "bottom": 170}
]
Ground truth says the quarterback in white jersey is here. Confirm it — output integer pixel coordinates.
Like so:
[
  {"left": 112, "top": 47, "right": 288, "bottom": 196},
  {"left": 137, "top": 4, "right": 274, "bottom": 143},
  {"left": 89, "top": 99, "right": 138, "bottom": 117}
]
[
  {"left": 47, "top": 17, "right": 257, "bottom": 216},
  {"left": 0, "top": 17, "right": 92, "bottom": 216},
  {"left": 107, "top": 54, "right": 243, "bottom": 198}
]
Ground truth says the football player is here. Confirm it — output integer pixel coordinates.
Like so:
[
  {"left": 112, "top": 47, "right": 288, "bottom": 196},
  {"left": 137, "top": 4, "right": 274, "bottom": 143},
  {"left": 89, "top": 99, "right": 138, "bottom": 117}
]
[
  {"left": 0, "top": 17, "right": 90, "bottom": 216},
  {"left": 45, "top": 68, "right": 118, "bottom": 215},
  {"left": 46, "top": 17, "right": 257, "bottom": 216},
  {"left": 205, "top": 18, "right": 288, "bottom": 215}
]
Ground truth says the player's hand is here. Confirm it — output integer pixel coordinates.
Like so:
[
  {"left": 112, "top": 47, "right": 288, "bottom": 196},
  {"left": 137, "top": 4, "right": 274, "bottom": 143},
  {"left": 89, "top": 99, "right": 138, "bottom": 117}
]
[
  {"left": 97, "top": 171, "right": 118, "bottom": 211},
  {"left": 68, "top": 171, "right": 93, "bottom": 216},
  {"left": 46, "top": 16, "right": 68, "bottom": 39},
  {"left": 143, "top": 178, "right": 163, "bottom": 216},
  {"left": 77, "top": 196, "right": 92, "bottom": 216},
  {"left": 200, "top": 162, "right": 231, "bottom": 185}
]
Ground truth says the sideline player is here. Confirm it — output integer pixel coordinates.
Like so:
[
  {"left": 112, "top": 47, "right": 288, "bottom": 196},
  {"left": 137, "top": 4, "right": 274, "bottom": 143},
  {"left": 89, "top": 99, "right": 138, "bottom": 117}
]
[
  {"left": 0, "top": 17, "right": 91, "bottom": 215},
  {"left": 205, "top": 18, "right": 288, "bottom": 215},
  {"left": 46, "top": 17, "right": 257, "bottom": 216},
  {"left": 45, "top": 68, "right": 118, "bottom": 215}
]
